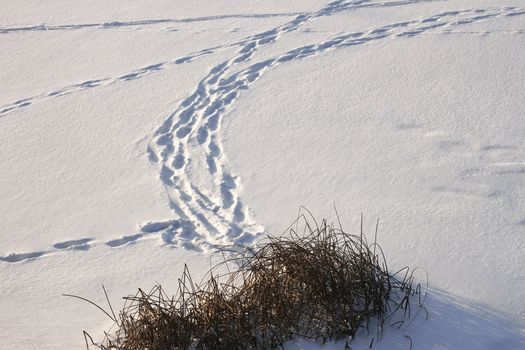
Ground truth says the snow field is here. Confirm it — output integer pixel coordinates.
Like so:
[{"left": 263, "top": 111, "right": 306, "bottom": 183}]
[{"left": 1, "top": 0, "right": 524, "bottom": 348}]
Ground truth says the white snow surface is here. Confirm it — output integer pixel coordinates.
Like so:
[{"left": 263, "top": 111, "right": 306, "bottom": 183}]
[{"left": 1, "top": 0, "right": 524, "bottom": 349}]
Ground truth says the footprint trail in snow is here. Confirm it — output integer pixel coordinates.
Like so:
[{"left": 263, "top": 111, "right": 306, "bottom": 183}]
[
  {"left": 1, "top": 0, "right": 524, "bottom": 260},
  {"left": 145, "top": 1, "right": 525, "bottom": 249}
]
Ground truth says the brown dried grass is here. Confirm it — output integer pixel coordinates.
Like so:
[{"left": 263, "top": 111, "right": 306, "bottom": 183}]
[{"left": 79, "top": 212, "right": 426, "bottom": 349}]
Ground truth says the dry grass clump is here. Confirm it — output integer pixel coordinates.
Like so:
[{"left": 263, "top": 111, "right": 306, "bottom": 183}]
[{"left": 82, "top": 213, "right": 426, "bottom": 349}]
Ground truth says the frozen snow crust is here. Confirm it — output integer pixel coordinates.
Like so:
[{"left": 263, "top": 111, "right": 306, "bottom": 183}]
[{"left": 1, "top": 0, "right": 524, "bottom": 349}]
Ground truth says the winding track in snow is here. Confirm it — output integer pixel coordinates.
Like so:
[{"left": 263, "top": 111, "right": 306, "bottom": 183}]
[
  {"left": 145, "top": 1, "right": 525, "bottom": 249},
  {"left": 0, "top": 0, "right": 450, "bottom": 117},
  {"left": 1, "top": 0, "right": 524, "bottom": 262},
  {"left": 0, "top": 12, "right": 308, "bottom": 34}
]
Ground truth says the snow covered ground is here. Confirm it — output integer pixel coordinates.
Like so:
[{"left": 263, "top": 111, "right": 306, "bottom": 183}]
[{"left": 1, "top": 0, "right": 524, "bottom": 348}]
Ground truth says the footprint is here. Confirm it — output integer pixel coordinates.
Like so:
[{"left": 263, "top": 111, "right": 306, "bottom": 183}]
[
  {"left": 179, "top": 107, "right": 195, "bottom": 124},
  {"left": 0, "top": 106, "right": 17, "bottom": 115},
  {"left": 239, "top": 42, "right": 256, "bottom": 54},
  {"left": 0, "top": 251, "right": 45, "bottom": 263},
  {"left": 208, "top": 141, "right": 221, "bottom": 157},
  {"left": 161, "top": 221, "right": 194, "bottom": 245},
  {"left": 207, "top": 155, "right": 217, "bottom": 174},
  {"left": 278, "top": 54, "right": 296, "bottom": 63},
  {"left": 233, "top": 202, "right": 246, "bottom": 222},
  {"left": 204, "top": 100, "right": 223, "bottom": 117},
  {"left": 17, "top": 101, "right": 31, "bottom": 108},
  {"left": 140, "top": 220, "right": 177, "bottom": 233},
  {"left": 176, "top": 126, "right": 191, "bottom": 139},
  {"left": 78, "top": 80, "right": 102, "bottom": 88},
  {"left": 160, "top": 165, "right": 175, "bottom": 185},
  {"left": 422, "top": 16, "right": 439, "bottom": 23},
  {"left": 220, "top": 175, "right": 237, "bottom": 209},
  {"left": 119, "top": 72, "right": 140, "bottom": 81},
  {"left": 105, "top": 234, "right": 143, "bottom": 247},
  {"left": 234, "top": 53, "right": 251, "bottom": 63},
  {"left": 234, "top": 231, "right": 256, "bottom": 245},
  {"left": 53, "top": 238, "right": 92, "bottom": 250},
  {"left": 197, "top": 126, "right": 209, "bottom": 144},
  {"left": 507, "top": 11, "right": 525, "bottom": 17},
  {"left": 223, "top": 91, "right": 238, "bottom": 106},
  {"left": 173, "top": 154, "right": 185, "bottom": 169},
  {"left": 141, "top": 63, "right": 163, "bottom": 72},
  {"left": 223, "top": 173, "right": 237, "bottom": 188},
  {"left": 147, "top": 145, "right": 159, "bottom": 163},
  {"left": 207, "top": 114, "right": 220, "bottom": 131},
  {"left": 220, "top": 185, "right": 235, "bottom": 209},
  {"left": 175, "top": 56, "right": 193, "bottom": 64}
]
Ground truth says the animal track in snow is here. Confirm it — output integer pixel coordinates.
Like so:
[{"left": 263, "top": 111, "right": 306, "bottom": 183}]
[
  {"left": 53, "top": 238, "right": 92, "bottom": 250},
  {"left": 0, "top": 12, "right": 310, "bottom": 34},
  {"left": 105, "top": 234, "right": 144, "bottom": 247},
  {"left": 0, "top": 218, "right": 210, "bottom": 263},
  {"left": 3, "top": 0, "right": 524, "bottom": 261},
  {"left": 0, "top": 49, "right": 222, "bottom": 118},
  {"left": 0, "top": 251, "right": 45, "bottom": 263},
  {"left": 147, "top": 2, "right": 524, "bottom": 250}
]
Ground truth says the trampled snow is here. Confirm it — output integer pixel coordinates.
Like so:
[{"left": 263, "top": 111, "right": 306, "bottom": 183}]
[{"left": 1, "top": 0, "right": 524, "bottom": 349}]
